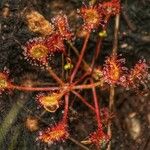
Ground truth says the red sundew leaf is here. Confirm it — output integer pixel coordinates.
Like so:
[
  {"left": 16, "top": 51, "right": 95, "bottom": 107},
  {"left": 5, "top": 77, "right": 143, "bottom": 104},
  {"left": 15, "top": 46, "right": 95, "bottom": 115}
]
[
  {"left": 89, "top": 129, "right": 110, "bottom": 147},
  {"left": 81, "top": 128, "right": 110, "bottom": 148},
  {"left": 38, "top": 121, "right": 69, "bottom": 144},
  {"left": 101, "top": 0, "right": 121, "bottom": 16},
  {"left": 98, "top": 0, "right": 121, "bottom": 26},
  {"left": 79, "top": 3, "right": 102, "bottom": 32},
  {"left": 126, "top": 59, "right": 149, "bottom": 88},
  {"left": 102, "top": 54, "right": 127, "bottom": 86},
  {"left": 36, "top": 92, "right": 62, "bottom": 113},
  {"left": 0, "top": 70, "right": 11, "bottom": 94},
  {"left": 52, "top": 13, "right": 73, "bottom": 41},
  {"left": 45, "top": 33, "right": 66, "bottom": 54},
  {"left": 23, "top": 37, "right": 50, "bottom": 66}
]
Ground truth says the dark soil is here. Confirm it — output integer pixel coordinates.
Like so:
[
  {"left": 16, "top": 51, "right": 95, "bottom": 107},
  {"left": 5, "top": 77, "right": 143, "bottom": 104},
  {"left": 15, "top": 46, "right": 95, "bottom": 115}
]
[{"left": 0, "top": 0, "right": 150, "bottom": 150}]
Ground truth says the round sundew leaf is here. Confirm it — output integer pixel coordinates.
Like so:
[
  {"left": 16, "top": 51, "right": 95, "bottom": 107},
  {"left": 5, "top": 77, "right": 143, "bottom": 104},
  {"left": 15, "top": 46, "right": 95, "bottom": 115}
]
[{"left": 29, "top": 44, "right": 49, "bottom": 60}]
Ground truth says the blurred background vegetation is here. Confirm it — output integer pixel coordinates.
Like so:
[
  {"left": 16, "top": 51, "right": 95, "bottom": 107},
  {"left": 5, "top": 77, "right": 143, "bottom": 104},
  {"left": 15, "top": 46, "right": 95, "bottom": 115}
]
[{"left": 0, "top": 0, "right": 150, "bottom": 149}]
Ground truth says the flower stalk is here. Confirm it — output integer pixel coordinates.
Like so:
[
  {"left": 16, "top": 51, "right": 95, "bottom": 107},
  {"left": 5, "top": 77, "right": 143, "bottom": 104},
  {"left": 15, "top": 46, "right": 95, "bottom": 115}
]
[{"left": 70, "top": 32, "right": 90, "bottom": 83}]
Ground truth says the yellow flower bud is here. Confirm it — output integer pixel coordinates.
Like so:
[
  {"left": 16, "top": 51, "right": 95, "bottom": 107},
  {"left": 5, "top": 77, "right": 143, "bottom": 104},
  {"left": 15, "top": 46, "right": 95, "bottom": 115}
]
[{"left": 99, "top": 30, "right": 107, "bottom": 38}]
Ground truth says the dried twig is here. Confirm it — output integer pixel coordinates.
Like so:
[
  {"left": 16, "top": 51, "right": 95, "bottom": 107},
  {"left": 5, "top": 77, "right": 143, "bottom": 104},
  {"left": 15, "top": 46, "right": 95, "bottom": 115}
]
[{"left": 107, "top": 14, "right": 120, "bottom": 150}]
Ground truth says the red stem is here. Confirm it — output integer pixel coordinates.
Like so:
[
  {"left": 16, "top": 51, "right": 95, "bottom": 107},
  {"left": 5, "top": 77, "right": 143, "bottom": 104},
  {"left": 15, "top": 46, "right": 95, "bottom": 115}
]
[
  {"left": 91, "top": 38, "right": 102, "bottom": 69},
  {"left": 70, "top": 33, "right": 90, "bottom": 83},
  {"left": 46, "top": 67, "right": 64, "bottom": 85},
  {"left": 72, "top": 81, "right": 102, "bottom": 90},
  {"left": 63, "top": 94, "right": 69, "bottom": 123},
  {"left": 91, "top": 79, "right": 102, "bottom": 129},
  {"left": 7, "top": 81, "right": 102, "bottom": 93},
  {"left": 9, "top": 84, "right": 59, "bottom": 91},
  {"left": 72, "top": 91, "right": 95, "bottom": 112},
  {"left": 73, "top": 72, "right": 89, "bottom": 86}
]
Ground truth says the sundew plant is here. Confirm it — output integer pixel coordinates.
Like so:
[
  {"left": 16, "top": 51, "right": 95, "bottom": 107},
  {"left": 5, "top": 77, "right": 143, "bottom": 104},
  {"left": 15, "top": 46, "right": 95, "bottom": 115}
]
[{"left": 0, "top": 0, "right": 149, "bottom": 149}]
